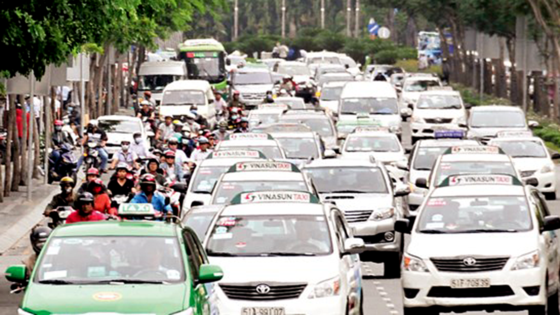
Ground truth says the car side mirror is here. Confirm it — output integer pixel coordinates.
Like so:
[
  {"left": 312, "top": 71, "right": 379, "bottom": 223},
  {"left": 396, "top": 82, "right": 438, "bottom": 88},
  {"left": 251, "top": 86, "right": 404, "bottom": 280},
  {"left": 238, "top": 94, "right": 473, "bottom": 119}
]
[
  {"left": 525, "top": 178, "right": 539, "bottom": 187},
  {"left": 543, "top": 216, "right": 560, "bottom": 232},
  {"left": 324, "top": 149, "right": 336, "bottom": 159},
  {"left": 552, "top": 153, "right": 560, "bottom": 160},
  {"left": 394, "top": 219, "right": 412, "bottom": 234},
  {"left": 209, "top": 99, "right": 214, "bottom": 104},
  {"left": 400, "top": 108, "right": 412, "bottom": 118},
  {"left": 343, "top": 238, "right": 366, "bottom": 255},
  {"left": 198, "top": 264, "right": 224, "bottom": 284},
  {"left": 395, "top": 183, "right": 411, "bottom": 197},
  {"left": 191, "top": 201, "right": 204, "bottom": 208},
  {"left": 333, "top": 146, "right": 341, "bottom": 154},
  {"left": 405, "top": 147, "right": 412, "bottom": 154},
  {"left": 464, "top": 103, "right": 473, "bottom": 109},
  {"left": 5, "top": 265, "right": 27, "bottom": 283},
  {"left": 528, "top": 120, "right": 539, "bottom": 128},
  {"left": 396, "top": 160, "right": 409, "bottom": 171},
  {"left": 415, "top": 178, "right": 428, "bottom": 189}
]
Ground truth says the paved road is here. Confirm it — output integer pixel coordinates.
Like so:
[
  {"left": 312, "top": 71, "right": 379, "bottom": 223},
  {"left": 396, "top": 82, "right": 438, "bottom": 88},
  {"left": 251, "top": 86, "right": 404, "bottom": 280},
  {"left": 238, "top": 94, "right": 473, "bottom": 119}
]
[{"left": 0, "top": 123, "right": 558, "bottom": 315}]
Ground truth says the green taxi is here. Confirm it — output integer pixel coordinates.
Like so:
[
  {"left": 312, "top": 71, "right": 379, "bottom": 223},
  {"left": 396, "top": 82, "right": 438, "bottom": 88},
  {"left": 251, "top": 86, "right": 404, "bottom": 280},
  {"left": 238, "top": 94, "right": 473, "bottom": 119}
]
[{"left": 5, "top": 204, "right": 223, "bottom": 315}]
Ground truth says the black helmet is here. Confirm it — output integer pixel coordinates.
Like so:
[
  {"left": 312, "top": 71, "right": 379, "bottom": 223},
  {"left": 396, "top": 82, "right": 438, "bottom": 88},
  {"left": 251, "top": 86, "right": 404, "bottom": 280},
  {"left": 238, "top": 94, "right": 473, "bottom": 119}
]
[
  {"left": 30, "top": 226, "right": 52, "bottom": 255},
  {"left": 76, "top": 192, "right": 94, "bottom": 207},
  {"left": 140, "top": 174, "right": 157, "bottom": 187}
]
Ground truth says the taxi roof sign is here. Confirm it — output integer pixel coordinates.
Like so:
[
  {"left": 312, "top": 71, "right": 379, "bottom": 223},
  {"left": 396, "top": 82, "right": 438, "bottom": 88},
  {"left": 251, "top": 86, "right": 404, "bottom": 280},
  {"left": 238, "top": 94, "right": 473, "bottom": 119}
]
[
  {"left": 225, "top": 133, "right": 274, "bottom": 141},
  {"left": 496, "top": 130, "right": 533, "bottom": 138},
  {"left": 438, "top": 174, "right": 522, "bottom": 187},
  {"left": 230, "top": 191, "right": 320, "bottom": 205},
  {"left": 352, "top": 126, "right": 390, "bottom": 133},
  {"left": 257, "top": 103, "right": 290, "bottom": 110},
  {"left": 434, "top": 130, "right": 465, "bottom": 139},
  {"left": 228, "top": 161, "right": 300, "bottom": 173},
  {"left": 208, "top": 150, "right": 267, "bottom": 159},
  {"left": 118, "top": 203, "right": 156, "bottom": 217},
  {"left": 443, "top": 145, "right": 505, "bottom": 155}
]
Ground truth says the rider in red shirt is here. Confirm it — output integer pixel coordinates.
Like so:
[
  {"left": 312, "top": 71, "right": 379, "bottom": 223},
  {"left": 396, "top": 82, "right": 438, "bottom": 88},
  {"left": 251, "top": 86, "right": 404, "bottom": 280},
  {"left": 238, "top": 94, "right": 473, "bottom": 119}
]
[{"left": 66, "top": 192, "right": 106, "bottom": 224}]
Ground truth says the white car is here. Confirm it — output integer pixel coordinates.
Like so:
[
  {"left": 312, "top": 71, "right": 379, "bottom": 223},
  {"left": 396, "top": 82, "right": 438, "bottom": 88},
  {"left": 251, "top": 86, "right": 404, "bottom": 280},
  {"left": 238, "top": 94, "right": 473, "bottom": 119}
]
[
  {"left": 467, "top": 105, "right": 539, "bottom": 144},
  {"left": 341, "top": 128, "right": 407, "bottom": 167},
  {"left": 96, "top": 116, "right": 149, "bottom": 157},
  {"left": 410, "top": 90, "right": 469, "bottom": 144},
  {"left": 490, "top": 132, "right": 560, "bottom": 200},
  {"left": 203, "top": 191, "right": 365, "bottom": 315},
  {"left": 400, "top": 76, "right": 442, "bottom": 110},
  {"left": 319, "top": 81, "right": 347, "bottom": 114},
  {"left": 215, "top": 133, "right": 287, "bottom": 160},
  {"left": 183, "top": 150, "right": 268, "bottom": 210},
  {"left": 248, "top": 108, "right": 285, "bottom": 129},
  {"left": 396, "top": 174, "right": 560, "bottom": 315},
  {"left": 270, "top": 131, "right": 332, "bottom": 167}
]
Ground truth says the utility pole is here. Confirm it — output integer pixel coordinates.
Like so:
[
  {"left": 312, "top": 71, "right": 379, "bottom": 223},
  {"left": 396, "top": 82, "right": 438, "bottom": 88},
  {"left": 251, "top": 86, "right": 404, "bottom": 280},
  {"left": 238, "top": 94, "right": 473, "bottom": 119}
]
[
  {"left": 321, "top": 0, "right": 325, "bottom": 29},
  {"left": 281, "top": 0, "right": 286, "bottom": 38},
  {"left": 346, "top": 0, "right": 352, "bottom": 37},
  {"left": 355, "top": 0, "right": 360, "bottom": 38},
  {"left": 233, "top": 0, "right": 239, "bottom": 40},
  {"left": 27, "top": 71, "right": 35, "bottom": 202}
]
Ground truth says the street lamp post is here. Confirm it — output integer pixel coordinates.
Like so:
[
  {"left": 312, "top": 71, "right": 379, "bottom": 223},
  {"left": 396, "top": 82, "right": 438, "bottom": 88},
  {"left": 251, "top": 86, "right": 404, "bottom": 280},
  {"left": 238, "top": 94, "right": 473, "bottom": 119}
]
[
  {"left": 346, "top": 0, "right": 352, "bottom": 37},
  {"left": 321, "top": 0, "right": 325, "bottom": 29},
  {"left": 355, "top": 0, "right": 360, "bottom": 38},
  {"left": 233, "top": 0, "right": 239, "bottom": 40},
  {"left": 281, "top": 0, "right": 286, "bottom": 38}
]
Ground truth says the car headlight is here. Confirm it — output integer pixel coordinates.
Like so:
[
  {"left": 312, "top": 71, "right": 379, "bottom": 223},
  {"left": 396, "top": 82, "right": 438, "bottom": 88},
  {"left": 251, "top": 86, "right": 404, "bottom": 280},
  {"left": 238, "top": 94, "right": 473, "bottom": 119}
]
[
  {"left": 411, "top": 116, "right": 424, "bottom": 123},
  {"left": 18, "top": 309, "right": 35, "bottom": 315},
  {"left": 370, "top": 207, "right": 395, "bottom": 221},
  {"left": 389, "top": 126, "right": 402, "bottom": 134},
  {"left": 171, "top": 308, "right": 193, "bottom": 315},
  {"left": 511, "top": 251, "right": 540, "bottom": 270},
  {"left": 308, "top": 276, "right": 340, "bottom": 299},
  {"left": 541, "top": 165, "right": 554, "bottom": 173},
  {"left": 453, "top": 117, "right": 467, "bottom": 124},
  {"left": 403, "top": 254, "right": 429, "bottom": 272}
]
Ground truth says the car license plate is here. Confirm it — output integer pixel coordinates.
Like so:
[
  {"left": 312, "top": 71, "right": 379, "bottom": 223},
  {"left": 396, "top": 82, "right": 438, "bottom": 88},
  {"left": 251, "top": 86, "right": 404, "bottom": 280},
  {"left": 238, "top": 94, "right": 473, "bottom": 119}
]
[
  {"left": 241, "top": 307, "right": 285, "bottom": 315},
  {"left": 450, "top": 279, "right": 490, "bottom": 289}
]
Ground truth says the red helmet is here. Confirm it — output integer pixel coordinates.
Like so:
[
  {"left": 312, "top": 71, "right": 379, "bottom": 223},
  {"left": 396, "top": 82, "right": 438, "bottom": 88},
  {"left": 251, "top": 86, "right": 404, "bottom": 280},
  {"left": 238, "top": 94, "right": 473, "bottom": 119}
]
[
  {"left": 164, "top": 150, "right": 176, "bottom": 158},
  {"left": 144, "top": 91, "right": 152, "bottom": 97},
  {"left": 87, "top": 168, "right": 100, "bottom": 176},
  {"left": 234, "top": 90, "right": 240, "bottom": 95},
  {"left": 54, "top": 120, "right": 64, "bottom": 126}
]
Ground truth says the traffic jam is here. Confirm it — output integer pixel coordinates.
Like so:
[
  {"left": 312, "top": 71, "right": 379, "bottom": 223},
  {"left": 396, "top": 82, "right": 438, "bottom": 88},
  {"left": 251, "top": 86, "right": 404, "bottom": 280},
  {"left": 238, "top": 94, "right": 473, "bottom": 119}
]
[{"left": 7, "top": 43, "right": 560, "bottom": 315}]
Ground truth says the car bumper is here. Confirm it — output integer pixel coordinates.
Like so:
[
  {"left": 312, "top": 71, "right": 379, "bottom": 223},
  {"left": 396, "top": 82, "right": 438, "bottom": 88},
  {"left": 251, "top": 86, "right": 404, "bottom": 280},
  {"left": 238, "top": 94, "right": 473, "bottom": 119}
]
[
  {"left": 524, "top": 171, "right": 556, "bottom": 193},
  {"left": 402, "top": 267, "right": 546, "bottom": 311},
  {"left": 410, "top": 123, "right": 465, "bottom": 138},
  {"left": 351, "top": 219, "right": 402, "bottom": 257}
]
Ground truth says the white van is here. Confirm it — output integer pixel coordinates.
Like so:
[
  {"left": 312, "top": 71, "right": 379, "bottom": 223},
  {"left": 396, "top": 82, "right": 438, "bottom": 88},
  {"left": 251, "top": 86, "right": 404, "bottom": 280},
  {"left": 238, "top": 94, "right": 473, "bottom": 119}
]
[
  {"left": 138, "top": 61, "right": 187, "bottom": 105},
  {"left": 339, "top": 81, "right": 402, "bottom": 139},
  {"left": 160, "top": 80, "right": 217, "bottom": 127}
]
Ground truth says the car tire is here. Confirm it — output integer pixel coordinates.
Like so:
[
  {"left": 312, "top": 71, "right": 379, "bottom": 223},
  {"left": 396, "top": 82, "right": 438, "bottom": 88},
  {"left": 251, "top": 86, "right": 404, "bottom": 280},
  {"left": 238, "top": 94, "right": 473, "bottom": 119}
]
[
  {"left": 545, "top": 192, "right": 557, "bottom": 200},
  {"left": 403, "top": 307, "right": 438, "bottom": 315},
  {"left": 384, "top": 252, "right": 401, "bottom": 279}
]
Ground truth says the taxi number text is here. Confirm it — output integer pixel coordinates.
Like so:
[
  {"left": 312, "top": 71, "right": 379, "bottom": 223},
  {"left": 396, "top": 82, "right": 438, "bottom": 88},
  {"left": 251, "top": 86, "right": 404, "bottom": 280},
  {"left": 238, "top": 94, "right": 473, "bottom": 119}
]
[
  {"left": 450, "top": 279, "right": 490, "bottom": 289},
  {"left": 242, "top": 307, "right": 285, "bottom": 315}
]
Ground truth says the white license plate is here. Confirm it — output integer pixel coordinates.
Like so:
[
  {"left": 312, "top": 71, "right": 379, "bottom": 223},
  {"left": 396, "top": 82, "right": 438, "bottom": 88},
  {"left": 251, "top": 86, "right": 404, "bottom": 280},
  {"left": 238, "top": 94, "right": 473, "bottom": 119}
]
[
  {"left": 450, "top": 278, "right": 490, "bottom": 289},
  {"left": 241, "top": 307, "right": 285, "bottom": 315},
  {"left": 432, "top": 126, "right": 447, "bottom": 130}
]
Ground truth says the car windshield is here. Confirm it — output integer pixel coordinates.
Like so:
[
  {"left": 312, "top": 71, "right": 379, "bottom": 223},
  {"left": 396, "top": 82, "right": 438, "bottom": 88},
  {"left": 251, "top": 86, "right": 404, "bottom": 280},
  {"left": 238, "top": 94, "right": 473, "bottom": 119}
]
[
  {"left": 233, "top": 72, "right": 272, "bottom": 85},
  {"left": 319, "top": 74, "right": 354, "bottom": 86},
  {"left": 277, "top": 64, "right": 311, "bottom": 76},
  {"left": 341, "top": 57, "right": 357, "bottom": 68},
  {"left": 321, "top": 86, "right": 344, "bottom": 101},
  {"left": 276, "top": 99, "right": 307, "bottom": 109},
  {"left": 435, "top": 161, "right": 517, "bottom": 186},
  {"left": 184, "top": 212, "right": 216, "bottom": 240},
  {"left": 276, "top": 137, "right": 319, "bottom": 159},
  {"left": 98, "top": 120, "right": 141, "bottom": 134},
  {"left": 36, "top": 236, "right": 185, "bottom": 284},
  {"left": 404, "top": 80, "right": 440, "bottom": 92},
  {"left": 213, "top": 180, "right": 308, "bottom": 205},
  {"left": 304, "top": 167, "right": 388, "bottom": 193},
  {"left": 492, "top": 140, "right": 547, "bottom": 158},
  {"left": 340, "top": 98, "right": 398, "bottom": 115},
  {"left": 218, "top": 145, "right": 284, "bottom": 159},
  {"left": 471, "top": 111, "right": 526, "bottom": 128},
  {"left": 162, "top": 90, "right": 205, "bottom": 105},
  {"left": 249, "top": 113, "right": 281, "bottom": 127},
  {"left": 417, "top": 196, "right": 532, "bottom": 233},
  {"left": 207, "top": 215, "right": 332, "bottom": 256},
  {"left": 190, "top": 165, "right": 230, "bottom": 193},
  {"left": 417, "top": 95, "right": 462, "bottom": 109},
  {"left": 139, "top": 75, "right": 180, "bottom": 92},
  {"left": 413, "top": 147, "right": 448, "bottom": 170},
  {"left": 280, "top": 117, "right": 334, "bottom": 137},
  {"left": 309, "top": 57, "right": 340, "bottom": 65},
  {"left": 345, "top": 136, "right": 401, "bottom": 152}
]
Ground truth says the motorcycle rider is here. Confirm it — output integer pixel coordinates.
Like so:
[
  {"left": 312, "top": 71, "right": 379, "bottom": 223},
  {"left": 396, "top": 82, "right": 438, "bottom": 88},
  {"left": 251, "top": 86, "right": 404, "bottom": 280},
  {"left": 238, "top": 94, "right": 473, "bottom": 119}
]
[
  {"left": 214, "top": 90, "right": 227, "bottom": 118},
  {"left": 213, "top": 120, "right": 229, "bottom": 142},
  {"left": 108, "top": 163, "right": 136, "bottom": 198},
  {"left": 44, "top": 177, "right": 76, "bottom": 216},
  {"left": 280, "top": 75, "right": 297, "bottom": 94},
  {"left": 180, "top": 126, "right": 195, "bottom": 157},
  {"left": 25, "top": 226, "right": 52, "bottom": 274},
  {"left": 52, "top": 120, "right": 73, "bottom": 147},
  {"left": 141, "top": 157, "right": 166, "bottom": 185},
  {"left": 130, "top": 132, "right": 149, "bottom": 159},
  {"left": 160, "top": 150, "right": 184, "bottom": 182},
  {"left": 167, "top": 137, "right": 190, "bottom": 166},
  {"left": 130, "top": 174, "right": 172, "bottom": 215},
  {"left": 190, "top": 137, "right": 212, "bottom": 162},
  {"left": 156, "top": 115, "right": 175, "bottom": 144},
  {"left": 77, "top": 121, "right": 109, "bottom": 172},
  {"left": 262, "top": 91, "right": 275, "bottom": 103},
  {"left": 234, "top": 117, "right": 250, "bottom": 134},
  {"left": 184, "top": 112, "right": 201, "bottom": 134},
  {"left": 77, "top": 168, "right": 100, "bottom": 194},
  {"left": 137, "top": 100, "right": 155, "bottom": 120},
  {"left": 144, "top": 91, "right": 156, "bottom": 106},
  {"left": 87, "top": 178, "right": 113, "bottom": 215},
  {"left": 110, "top": 140, "right": 139, "bottom": 170},
  {"left": 66, "top": 192, "right": 106, "bottom": 224},
  {"left": 228, "top": 90, "right": 244, "bottom": 110},
  {"left": 190, "top": 106, "right": 209, "bottom": 129}
]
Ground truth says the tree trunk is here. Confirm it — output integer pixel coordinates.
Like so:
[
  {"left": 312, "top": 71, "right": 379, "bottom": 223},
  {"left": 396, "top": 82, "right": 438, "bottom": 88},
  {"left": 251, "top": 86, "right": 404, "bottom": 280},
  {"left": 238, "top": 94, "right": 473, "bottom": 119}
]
[
  {"left": 18, "top": 95, "right": 27, "bottom": 187},
  {"left": 118, "top": 55, "right": 124, "bottom": 108},
  {"left": 4, "top": 95, "right": 14, "bottom": 196},
  {"left": 484, "top": 59, "right": 493, "bottom": 96},
  {"left": 11, "top": 97, "right": 21, "bottom": 191},
  {"left": 33, "top": 110, "right": 40, "bottom": 179}
]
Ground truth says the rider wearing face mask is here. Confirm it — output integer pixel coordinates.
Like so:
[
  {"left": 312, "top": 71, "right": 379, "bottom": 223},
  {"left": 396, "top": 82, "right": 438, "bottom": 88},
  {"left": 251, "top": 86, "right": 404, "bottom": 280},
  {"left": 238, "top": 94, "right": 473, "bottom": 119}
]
[
  {"left": 110, "top": 140, "right": 139, "bottom": 170},
  {"left": 66, "top": 192, "right": 106, "bottom": 224},
  {"left": 77, "top": 168, "right": 100, "bottom": 194},
  {"left": 130, "top": 132, "right": 149, "bottom": 159},
  {"left": 213, "top": 120, "right": 229, "bottom": 142},
  {"left": 86, "top": 179, "right": 113, "bottom": 215},
  {"left": 44, "top": 177, "right": 76, "bottom": 216}
]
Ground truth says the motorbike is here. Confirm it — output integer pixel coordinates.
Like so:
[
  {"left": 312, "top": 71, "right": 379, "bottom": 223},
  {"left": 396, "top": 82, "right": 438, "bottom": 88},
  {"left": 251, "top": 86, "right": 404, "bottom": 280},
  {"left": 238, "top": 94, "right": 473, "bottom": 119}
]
[
  {"left": 48, "top": 144, "right": 77, "bottom": 184},
  {"left": 159, "top": 180, "right": 187, "bottom": 217},
  {"left": 83, "top": 141, "right": 101, "bottom": 171},
  {"left": 47, "top": 206, "right": 74, "bottom": 229},
  {"left": 111, "top": 194, "right": 131, "bottom": 210}
]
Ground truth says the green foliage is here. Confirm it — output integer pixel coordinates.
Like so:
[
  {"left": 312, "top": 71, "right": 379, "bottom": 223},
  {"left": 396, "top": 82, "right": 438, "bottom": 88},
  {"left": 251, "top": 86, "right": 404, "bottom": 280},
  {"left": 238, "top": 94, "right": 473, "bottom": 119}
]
[{"left": 450, "top": 83, "right": 511, "bottom": 106}]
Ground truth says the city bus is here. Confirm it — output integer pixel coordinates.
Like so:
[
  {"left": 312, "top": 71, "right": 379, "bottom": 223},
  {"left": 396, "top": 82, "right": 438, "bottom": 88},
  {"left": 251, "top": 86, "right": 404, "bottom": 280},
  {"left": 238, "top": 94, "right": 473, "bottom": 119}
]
[{"left": 178, "top": 38, "right": 228, "bottom": 90}]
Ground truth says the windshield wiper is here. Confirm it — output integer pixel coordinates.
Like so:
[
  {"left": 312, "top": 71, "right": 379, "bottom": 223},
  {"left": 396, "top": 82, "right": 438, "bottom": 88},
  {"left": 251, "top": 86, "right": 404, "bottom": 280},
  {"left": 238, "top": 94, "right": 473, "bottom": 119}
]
[
  {"left": 207, "top": 251, "right": 237, "bottom": 257},
  {"left": 330, "top": 190, "right": 369, "bottom": 194},
  {"left": 370, "top": 112, "right": 395, "bottom": 115},
  {"left": 514, "top": 155, "right": 541, "bottom": 158},
  {"left": 192, "top": 190, "right": 212, "bottom": 194},
  {"left": 96, "top": 279, "right": 168, "bottom": 284},
  {"left": 340, "top": 111, "right": 357, "bottom": 115},
  {"left": 264, "top": 252, "right": 316, "bottom": 257},
  {"left": 419, "top": 229, "right": 446, "bottom": 234},
  {"left": 462, "top": 228, "right": 517, "bottom": 233},
  {"left": 414, "top": 167, "right": 432, "bottom": 171},
  {"left": 38, "top": 279, "right": 75, "bottom": 285}
]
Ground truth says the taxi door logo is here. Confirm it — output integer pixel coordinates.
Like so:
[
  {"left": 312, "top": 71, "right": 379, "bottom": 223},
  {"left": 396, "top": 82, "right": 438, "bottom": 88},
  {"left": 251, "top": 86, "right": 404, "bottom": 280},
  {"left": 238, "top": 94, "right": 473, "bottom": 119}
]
[
  {"left": 244, "top": 193, "right": 256, "bottom": 202},
  {"left": 93, "top": 292, "right": 123, "bottom": 301},
  {"left": 236, "top": 163, "right": 248, "bottom": 171}
]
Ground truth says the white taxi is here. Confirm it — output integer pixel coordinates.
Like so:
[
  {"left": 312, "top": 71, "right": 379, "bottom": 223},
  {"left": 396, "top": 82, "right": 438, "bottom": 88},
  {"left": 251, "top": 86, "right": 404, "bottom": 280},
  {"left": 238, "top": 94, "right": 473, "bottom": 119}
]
[
  {"left": 183, "top": 150, "right": 268, "bottom": 210},
  {"left": 215, "top": 133, "right": 287, "bottom": 160},
  {"left": 204, "top": 191, "right": 365, "bottom": 315},
  {"left": 248, "top": 105, "right": 289, "bottom": 129},
  {"left": 490, "top": 131, "right": 560, "bottom": 200},
  {"left": 396, "top": 174, "right": 560, "bottom": 315},
  {"left": 340, "top": 128, "right": 406, "bottom": 168}
]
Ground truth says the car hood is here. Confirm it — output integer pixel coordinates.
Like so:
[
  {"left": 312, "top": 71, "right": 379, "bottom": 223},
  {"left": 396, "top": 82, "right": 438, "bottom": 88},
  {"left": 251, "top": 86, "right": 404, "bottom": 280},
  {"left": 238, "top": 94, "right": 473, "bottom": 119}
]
[
  {"left": 408, "top": 231, "right": 538, "bottom": 259},
  {"left": 414, "top": 109, "right": 464, "bottom": 119},
  {"left": 339, "top": 115, "right": 400, "bottom": 127},
  {"left": 210, "top": 256, "right": 339, "bottom": 284},
  {"left": 319, "top": 193, "right": 393, "bottom": 210},
  {"left": 320, "top": 100, "right": 339, "bottom": 113},
  {"left": 293, "top": 75, "right": 313, "bottom": 84},
  {"left": 402, "top": 91, "right": 422, "bottom": 102},
  {"left": 341, "top": 152, "right": 405, "bottom": 163},
  {"left": 235, "top": 84, "right": 274, "bottom": 94},
  {"left": 468, "top": 127, "right": 529, "bottom": 138},
  {"left": 106, "top": 132, "right": 135, "bottom": 145},
  {"left": 23, "top": 283, "right": 187, "bottom": 314},
  {"left": 512, "top": 157, "right": 549, "bottom": 172}
]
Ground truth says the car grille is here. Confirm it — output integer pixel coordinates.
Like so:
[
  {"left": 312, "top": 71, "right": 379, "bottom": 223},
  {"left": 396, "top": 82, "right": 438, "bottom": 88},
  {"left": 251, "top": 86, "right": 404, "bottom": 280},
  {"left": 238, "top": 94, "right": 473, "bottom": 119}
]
[
  {"left": 344, "top": 210, "right": 373, "bottom": 223},
  {"left": 220, "top": 283, "right": 307, "bottom": 301},
  {"left": 427, "top": 286, "right": 514, "bottom": 298},
  {"left": 242, "top": 93, "right": 266, "bottom": 100},
  {"left": 324, "top": 195, "right": 355, "bottom": 200},
  {"left": 431, "top": 256, "right": 509, "bottom": 273},
  {"left": 521, "top": 170, "right": 536, "bottom": 177},
  {"left": 425, "top": 118, "right": 453, "bottom": 124}
]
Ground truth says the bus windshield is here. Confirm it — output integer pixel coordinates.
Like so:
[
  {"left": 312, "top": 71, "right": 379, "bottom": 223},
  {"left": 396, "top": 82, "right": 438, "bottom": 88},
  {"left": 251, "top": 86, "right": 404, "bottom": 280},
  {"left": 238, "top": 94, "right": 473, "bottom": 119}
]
[{"left": 182, "top": 51, "right": 226, "bottom": 84}]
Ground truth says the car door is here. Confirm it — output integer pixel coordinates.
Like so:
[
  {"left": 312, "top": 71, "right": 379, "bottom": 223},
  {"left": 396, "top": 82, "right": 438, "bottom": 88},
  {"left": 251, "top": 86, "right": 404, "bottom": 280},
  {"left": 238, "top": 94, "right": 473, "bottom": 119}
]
[
  {"left": 183, "top": 228, "right": 212, "bottom": 315},
  {"left": 331, "top": 209, "right": 361, "bottom": 301}
]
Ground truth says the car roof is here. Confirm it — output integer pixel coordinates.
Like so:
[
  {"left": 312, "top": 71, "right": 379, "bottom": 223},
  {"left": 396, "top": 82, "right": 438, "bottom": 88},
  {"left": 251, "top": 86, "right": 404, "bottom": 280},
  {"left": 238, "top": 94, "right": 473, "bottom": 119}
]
[
  {"left": 431, "top": 185, "right": 526, "bottom": 198},
  {"left": 404, "top": 76, "right": 440, "bottom": 83},
  {"left": 303, "top": 158, "right": 381, "bottom": 168},
  {"left": 97, "top": 115, "right": 141, "bottom": 122},
  {"left": 270, "top": 132, "right": 317, "bottom": 139},
  {"left": 218, "top": 140, "right": 280, "bottom": 147},
  {"left": 418, "top": 139, "right": 480, "bottom": 148},
  {"left": 281, "top": 111, "right": 329, "bottom": 119},
  {"left": 323, "top": 81, "right": 348, "bottom": 88},
  {"left": 347, "top": 131, "right": 397, "bottom": 138},
  {"left": 222, "top": 171, "right": 305, "bottom": 181},
  {"left": 275, "top": 97, "right": 304, "bottom": 103},
  {"left": 471, "top": 105, "right": 524, "bottom": 112},
  {"left": 164, "top": 80, "right": 210, "bottom": 90},
  {"left": 221, "top": 203, "right": 325, "bottom": 216},
  {"left": 249, "top": 109, "right": 284, "bottom": 114},
  {"left": 185, "top": 205, "right": 224, "bottom": 215},
  {"left": 234, "top": 67, "right": 270, "bottom": 74},
  {"left": 341, "top": 81, "right": 397, "bottom": 98},
  {"left": 440, "top": 154, "right": 512, "bottom": 162},
  {"left": 278, "top": 61, "right": 307, "bottom": 67},
  {"left": 52, "top": 221, "right": 177, "bottom": 237}
]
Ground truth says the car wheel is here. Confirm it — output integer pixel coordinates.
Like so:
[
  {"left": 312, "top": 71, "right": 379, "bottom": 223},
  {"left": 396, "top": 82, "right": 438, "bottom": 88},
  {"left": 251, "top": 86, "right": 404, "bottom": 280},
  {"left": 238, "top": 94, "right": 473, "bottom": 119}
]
[
  {"left": 403, "top": 307, "right": 438, "bottom": 315},
  {"left": 545, "top": 192, "right": 557, "bottom": 200},
  {"left": 384, "top": 252, "right": 401, "bottom": 279}
]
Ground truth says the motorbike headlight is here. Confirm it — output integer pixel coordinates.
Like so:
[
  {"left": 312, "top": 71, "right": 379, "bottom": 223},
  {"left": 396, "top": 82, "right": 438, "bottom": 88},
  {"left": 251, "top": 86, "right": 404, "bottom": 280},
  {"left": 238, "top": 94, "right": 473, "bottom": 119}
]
[
  {"left": 541, "top": 165, "right": 554, "bottom": 173},
  {"left": 511, "top": 251, "right": 540, "bottom": 271},
  {"left": 171, "top": 309, "right": 193, "bottom": 315},
  {"left": 370, "top": 207, "right": 395, "bottom": 221},
  {"left": 403, "top": 254, "right": 429, "bottom": 272},
  {"left": 308, "top": 276, "right": 340, "bottom": 299},
  {"left": 411, "top": 116, "right": 424, "bottom": 123},
  {"left": 389, "top": 126, "right": 402, "bottom": 134}
]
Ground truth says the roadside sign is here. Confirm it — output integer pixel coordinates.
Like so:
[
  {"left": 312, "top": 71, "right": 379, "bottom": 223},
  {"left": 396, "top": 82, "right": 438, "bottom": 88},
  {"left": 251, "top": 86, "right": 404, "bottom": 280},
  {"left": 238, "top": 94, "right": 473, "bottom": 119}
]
[{"left": 378, "top": 27, "right": 391, "bottom": 39}]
